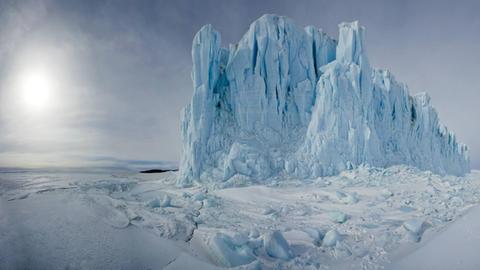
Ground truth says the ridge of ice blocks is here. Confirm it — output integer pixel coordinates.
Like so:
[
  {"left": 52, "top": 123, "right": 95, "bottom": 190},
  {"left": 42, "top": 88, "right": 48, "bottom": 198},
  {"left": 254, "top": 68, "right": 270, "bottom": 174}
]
[{"left": 179, "top": 14, "right": 470, "bottom": 186}]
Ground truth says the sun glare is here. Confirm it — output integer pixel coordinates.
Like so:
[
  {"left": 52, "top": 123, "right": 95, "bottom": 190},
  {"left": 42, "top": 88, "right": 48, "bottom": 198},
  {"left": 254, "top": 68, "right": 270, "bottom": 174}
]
[{"left": 20, "top": 70, "right": 53, "bottom": 111}]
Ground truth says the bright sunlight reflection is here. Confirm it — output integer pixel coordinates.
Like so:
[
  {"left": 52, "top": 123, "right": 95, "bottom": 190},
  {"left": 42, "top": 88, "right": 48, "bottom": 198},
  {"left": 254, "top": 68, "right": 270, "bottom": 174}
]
[{"left": 20, "top": 70, "right": 54, "bottom": 112}]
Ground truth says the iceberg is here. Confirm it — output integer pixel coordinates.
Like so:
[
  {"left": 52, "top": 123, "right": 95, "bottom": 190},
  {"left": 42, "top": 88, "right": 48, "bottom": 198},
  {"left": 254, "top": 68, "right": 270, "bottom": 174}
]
[{"left": 179, "top": 14, "right": 469, "bottom": 186}]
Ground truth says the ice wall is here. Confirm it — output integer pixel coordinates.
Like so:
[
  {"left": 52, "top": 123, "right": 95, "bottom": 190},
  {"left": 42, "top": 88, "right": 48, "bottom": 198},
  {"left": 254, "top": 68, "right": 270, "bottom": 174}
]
[{"left": 179, "top": 15, "right": 469, "bottom": 186}]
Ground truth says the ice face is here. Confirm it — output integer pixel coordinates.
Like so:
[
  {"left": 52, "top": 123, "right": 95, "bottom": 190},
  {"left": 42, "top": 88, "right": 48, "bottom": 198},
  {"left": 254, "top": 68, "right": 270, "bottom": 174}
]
[{"left": 178, "top": 14, "right": 470, "bottom": 186}]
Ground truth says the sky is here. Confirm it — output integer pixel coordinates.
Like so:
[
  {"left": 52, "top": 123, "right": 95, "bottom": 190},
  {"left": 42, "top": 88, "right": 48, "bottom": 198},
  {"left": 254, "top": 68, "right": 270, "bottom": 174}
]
[{"left": 0, "top": 0, "right": 479, "bottom": 169}]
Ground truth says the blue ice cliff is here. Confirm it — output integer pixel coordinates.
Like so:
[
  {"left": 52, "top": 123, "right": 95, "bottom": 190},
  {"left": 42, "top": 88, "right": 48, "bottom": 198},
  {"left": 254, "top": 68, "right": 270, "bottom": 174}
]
[{"left": 179, "top": 15, "right": 470, "bottom": 186}]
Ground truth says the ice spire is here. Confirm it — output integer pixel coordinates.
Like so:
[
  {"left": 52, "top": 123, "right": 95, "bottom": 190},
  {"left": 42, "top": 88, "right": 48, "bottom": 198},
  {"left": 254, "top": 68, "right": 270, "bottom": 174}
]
[
  {"left": 179, "top": 25, "right": 222, "bottom": 183},
  {"left": 336, "top": 21, "right": 372, "bottom": 92}
]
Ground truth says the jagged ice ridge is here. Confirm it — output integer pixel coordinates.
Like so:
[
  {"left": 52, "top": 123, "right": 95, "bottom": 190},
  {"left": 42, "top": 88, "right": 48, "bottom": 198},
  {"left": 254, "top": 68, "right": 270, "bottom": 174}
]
[{"left": 179, "top": 15, "right": 469, "bottom": 186}]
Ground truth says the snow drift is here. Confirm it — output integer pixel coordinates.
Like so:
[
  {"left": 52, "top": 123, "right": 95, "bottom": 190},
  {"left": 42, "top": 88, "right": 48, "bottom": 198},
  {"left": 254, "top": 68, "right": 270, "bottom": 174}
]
[{"left": 179, "top": 15, "right": 469, "bottom": 186}]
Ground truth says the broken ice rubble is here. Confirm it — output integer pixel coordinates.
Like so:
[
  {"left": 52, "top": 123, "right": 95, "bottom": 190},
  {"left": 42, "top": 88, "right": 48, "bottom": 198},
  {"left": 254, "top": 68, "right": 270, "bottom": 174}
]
[{"left": 3, "top": 167, "right": 480, "bottom": 269}]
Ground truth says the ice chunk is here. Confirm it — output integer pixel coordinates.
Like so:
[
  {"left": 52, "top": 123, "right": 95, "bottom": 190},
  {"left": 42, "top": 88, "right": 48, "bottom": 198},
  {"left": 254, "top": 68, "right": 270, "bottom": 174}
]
[
  {"left": 203, "top": 197, "right": 218, "bottom": 208},
  {"left": 323, "top": 229, "right": 342, "bottom": 247},
  {"left": 160, "top": 195, "right": 171, "bottom": 207},
  {"left": 262, "top": 206, "right": 276, "bottom": 215},
  {"left": 230, "top": 232, "right": 249, "bottom": 246},
  {"left": 335, "top": 191, "right": 358, "bottom": 204},
  {"left": 206, "top": 233, "right": 256, "bottom": 267},
  {"left": 403, "top": 219, "right": 425, "bottom": 234},
  {"left": 381, "top": 189, "right": 394, "bottom": 198},
  {"left": 449, "top": 196, "right": 464, "bottom": 207},
  {"left": 193, "top": 192, "right": 206, "bottom": 201},
  {"left": 283, "top": 229, "right": 318, "bottom": 247},
  {"left": 403, "top": 219, "right": 427, "bottom": 242},
  {"left": 146, "top": 198, "right": 161, "bottom": 208},
  {"left": 145, "top": 195, "right": 171, "bottom": 208},
  {"left": 263, "top": 230, "right": 293, "bottom": 260},
  {"left": 329, "top": 211, "right": 348, "bottom": 223},
  {"left": 302, "top": 228, "right": 323, "bottom": 242}
]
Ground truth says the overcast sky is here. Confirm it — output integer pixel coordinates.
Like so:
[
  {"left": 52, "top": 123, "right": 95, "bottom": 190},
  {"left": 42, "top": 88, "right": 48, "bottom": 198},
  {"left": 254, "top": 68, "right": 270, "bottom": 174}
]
[{"left": 0, "top": 0, "right": 479, "bottom": 169}]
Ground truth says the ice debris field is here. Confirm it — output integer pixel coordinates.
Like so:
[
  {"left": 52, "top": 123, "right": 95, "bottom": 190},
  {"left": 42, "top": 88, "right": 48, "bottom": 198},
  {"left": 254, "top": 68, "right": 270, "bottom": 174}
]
[{"left": 1, "top": 167, "right": 480, "bottom": 269}]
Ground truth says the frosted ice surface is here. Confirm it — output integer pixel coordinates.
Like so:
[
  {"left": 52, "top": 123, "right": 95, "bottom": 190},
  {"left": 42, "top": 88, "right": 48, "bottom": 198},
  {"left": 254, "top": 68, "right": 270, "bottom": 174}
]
[
  {"left": 403, "top": 218, "right": 427, "bottom": 242},
  {"left": 329, "top": 211, "right": 348, "bottom": 223},
  {"left": 263, "top": 230, "right": 293, "bottom": 260},
  {"left": 403, "top": 219, "right": 425, "bottom": 234},
  {"left": 206, "top": 233, "right": 256, "bottom": 267},
  {"left": 323, "top": 229, "right": 341, "bottom": 247},
  {"left": 179, "top": 14, "right": 470, "bottom": 186}
]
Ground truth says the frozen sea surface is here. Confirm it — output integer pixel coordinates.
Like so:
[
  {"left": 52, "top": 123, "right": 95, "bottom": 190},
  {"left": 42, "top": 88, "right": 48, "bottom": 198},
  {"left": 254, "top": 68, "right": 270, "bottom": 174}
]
[{"left": 1, "top": 166, "right": 480, "bottom": 269}]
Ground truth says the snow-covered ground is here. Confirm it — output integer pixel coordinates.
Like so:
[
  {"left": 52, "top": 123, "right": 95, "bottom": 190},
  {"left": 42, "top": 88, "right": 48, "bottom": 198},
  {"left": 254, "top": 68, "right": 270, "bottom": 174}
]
[
  {"left": 389, "top": 204, "right": 480, "bottom": 270},
  {"left": 1, "top": 166, "right": 479, "bottom": 269}
]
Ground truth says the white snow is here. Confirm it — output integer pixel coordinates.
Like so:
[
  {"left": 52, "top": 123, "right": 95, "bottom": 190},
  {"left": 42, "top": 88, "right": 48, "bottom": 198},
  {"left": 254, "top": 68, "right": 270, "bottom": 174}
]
[
  {"left": 1, "top": 167, "right": 479, "bottom": 269},
  {"left": 389, "top": 205, "right": 480, "bottom": 270}
]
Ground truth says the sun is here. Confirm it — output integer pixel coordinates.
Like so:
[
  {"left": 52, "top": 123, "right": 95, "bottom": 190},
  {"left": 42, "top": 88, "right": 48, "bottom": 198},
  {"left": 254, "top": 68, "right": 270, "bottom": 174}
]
[{"left": 20, "top": 70, "right": 53, "bottom": 111}]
